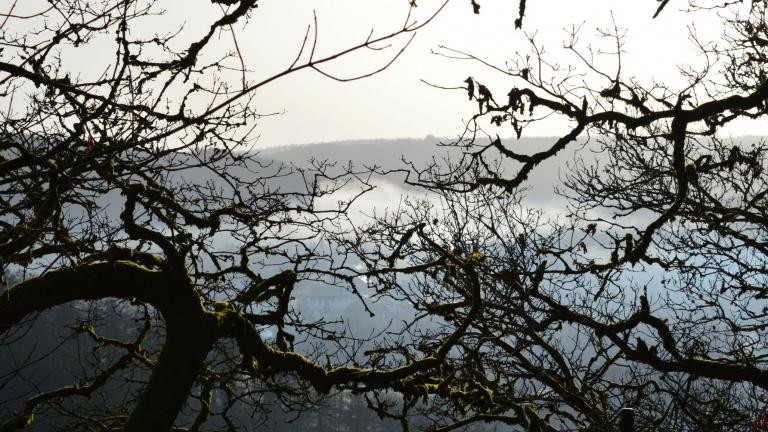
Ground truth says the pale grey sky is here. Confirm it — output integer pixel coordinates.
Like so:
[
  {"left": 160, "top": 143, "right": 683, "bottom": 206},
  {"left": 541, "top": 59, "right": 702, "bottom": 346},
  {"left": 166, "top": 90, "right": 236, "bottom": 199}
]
[
  {"left": 9, "top": 0, "right": 761, "bottom": 146},
  {"left": 239, "top": 0, "right": 759, "bottom": 146}
]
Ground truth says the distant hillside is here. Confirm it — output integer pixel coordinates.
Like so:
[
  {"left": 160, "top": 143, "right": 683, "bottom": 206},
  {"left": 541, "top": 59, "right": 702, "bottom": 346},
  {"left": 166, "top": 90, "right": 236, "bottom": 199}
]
[
  {"left": 262, "top": 136, "right": 559, "bottom": 169},
  {"left": 261, "top": 136, "right": 577, "bottom": 204}
]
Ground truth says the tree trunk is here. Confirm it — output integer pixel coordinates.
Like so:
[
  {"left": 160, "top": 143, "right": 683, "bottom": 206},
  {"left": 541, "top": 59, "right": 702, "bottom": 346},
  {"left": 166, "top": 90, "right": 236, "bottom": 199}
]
[{"left": 124, "top": 310, "right": 214, "bottom": 432}]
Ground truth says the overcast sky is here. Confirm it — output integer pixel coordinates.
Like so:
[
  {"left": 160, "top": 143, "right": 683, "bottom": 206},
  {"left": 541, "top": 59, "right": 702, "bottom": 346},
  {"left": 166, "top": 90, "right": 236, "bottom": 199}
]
[
  {"left": 13, "top": 0, "right": 760, "bottom": 147},
  {"left": 223, "top": 0, "right": 758, "bottom": 147}
]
